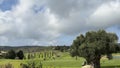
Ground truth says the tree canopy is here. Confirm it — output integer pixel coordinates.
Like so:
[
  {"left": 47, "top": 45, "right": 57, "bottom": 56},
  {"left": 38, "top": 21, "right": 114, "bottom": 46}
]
[
  {"left": 70, "top": 30, "right": 119, "bottom": 68},
  {"left": 17, "top": 50, "right": 24, "bottom": 59},
  {"left": 7, "top": 49, "right": 16, "bottom": 59}
]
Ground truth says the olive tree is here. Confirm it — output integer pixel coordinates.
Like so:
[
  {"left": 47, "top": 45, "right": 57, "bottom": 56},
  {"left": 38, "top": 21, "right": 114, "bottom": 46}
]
[{"left": 70, "top": 30, "right": 119, "bottom": 68}]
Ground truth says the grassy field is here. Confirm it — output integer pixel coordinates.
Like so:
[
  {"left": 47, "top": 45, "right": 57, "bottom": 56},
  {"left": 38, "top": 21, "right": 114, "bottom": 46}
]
[{"left": 0, "top": 52, "right": 120, "bottom": 68}]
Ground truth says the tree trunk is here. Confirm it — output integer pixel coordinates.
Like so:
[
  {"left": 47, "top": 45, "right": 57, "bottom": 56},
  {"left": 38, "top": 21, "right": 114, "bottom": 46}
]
[
  {"left": 93, "top": 56, "right": 101, "bottom": 68},
  {"left": 86, "top": 55, "right": 101, "bottom": 68},
  {"left": 76, "top": 56, "right": 77, "bottom": 60},
  {"left": 86, "top": 59, "right": 91, "bottom": 65}
]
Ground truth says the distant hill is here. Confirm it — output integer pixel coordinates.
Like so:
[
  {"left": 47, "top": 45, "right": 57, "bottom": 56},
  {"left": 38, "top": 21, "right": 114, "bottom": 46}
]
[
  {"left": 0, "top": 45, "right": 70, "bottom": 53},
  {"left": 0, "top": 46, "right": 53, "bottom": 53},
  {"left": 1, "top": 43, "right": 118, "bottom": 53}
]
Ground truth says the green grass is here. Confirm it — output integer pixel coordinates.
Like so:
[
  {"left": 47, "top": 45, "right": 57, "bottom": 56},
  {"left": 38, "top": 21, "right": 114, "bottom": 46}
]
[{"left": 0, "top": 52, "right": 120, "bottom": 68}]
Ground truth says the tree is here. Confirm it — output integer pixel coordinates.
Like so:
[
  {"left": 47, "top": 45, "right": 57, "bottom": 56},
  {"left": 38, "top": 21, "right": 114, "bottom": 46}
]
[
  {"left": 71, "top": 34, "right": 84, "bottom": 60},
  {"left": 17, "top": 50, "right": 24, "bottom": 59},
  {"left": 70, "top": 30, "right": 118, "bottom": 68},
  {"left": 7, "top": 49, "right": 16, "bottom": 59},
  {"left": 27, "top": 53, "right": 31, "bottom": 59}
]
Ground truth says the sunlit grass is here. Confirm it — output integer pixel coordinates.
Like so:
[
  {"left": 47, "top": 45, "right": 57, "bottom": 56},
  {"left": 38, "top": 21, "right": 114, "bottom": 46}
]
[{"left": 0, "top": 52, "right": 120, "bottom": 68}]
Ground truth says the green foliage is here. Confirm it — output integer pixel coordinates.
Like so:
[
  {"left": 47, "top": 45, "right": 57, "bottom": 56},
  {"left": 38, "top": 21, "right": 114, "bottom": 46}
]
[
  {"left": 107, "top": 54, "right": 113, "bottom": 60},
  {"left": 54, "top": 45, "right": 70, "bottom": 52},
  {"left": 0, "top": 63, "right": 14, "bottom": 68},
  {"left": 37, "top": 62, "right": 42, "bottom": 68},
  {"left": 20, "top": 64, "right": 28, "bottom": 68},
  {"left": 0, "top": 46, "right": 53, "bottom": 53},
  {"left": 27, "top": 54, "right": 30, "bottom": 59},
  {"left": 70, "top": 34, "right": 84, "bottom": 58},
  {"left": 17, "top": 50, "right": 24, "bottom": 60},
  {"left": 71, "top": 29, "right": 119, "bottom": 68},
  {"left": 27, "top": 61, "right": 36, "bottom": 68},
  {"left": 0, "top": 52, "right": 120, "bottom": 68},
  {"left": 6, "top": 50, "right": 16, "bottom": 59},
  {"left": 24, "top": 51, "right": 56, "bottom": 61},
  {"left": 20, "top": 61, "right": 43, "bottom": 68},
  {"left": 4, "top": 63, "right": 14, "bottom": 68}
]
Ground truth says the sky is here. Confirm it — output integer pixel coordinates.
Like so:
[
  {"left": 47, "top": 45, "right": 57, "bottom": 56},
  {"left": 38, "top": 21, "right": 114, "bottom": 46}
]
[{"left": 0, "top": 0, "right": 120, "bottom": 46}]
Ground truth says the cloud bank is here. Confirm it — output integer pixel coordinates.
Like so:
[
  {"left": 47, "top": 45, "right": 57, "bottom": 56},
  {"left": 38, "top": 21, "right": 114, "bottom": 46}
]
[{"left": 0, "top": 0, "right": 120, "bottom": 46}]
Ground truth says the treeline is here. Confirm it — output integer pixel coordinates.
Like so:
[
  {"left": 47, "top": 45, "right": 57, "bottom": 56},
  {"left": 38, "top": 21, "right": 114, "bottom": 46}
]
[
  {"left": 0, "top": 45, "right": 70, "bottom": 53},
  {"left": 0, "top": 46, "right": 52, "bottom": 53},
  {"left": 0, "top": 50, "right": 24, "bottom": 59},
  {"left": 0, "top": 44, "right": 119, "bottom": 53},
  {"left": 25, "top": 51, "right": 55, "bottom": 60},
  {"left": 53, "top": 45, "right": 70, "bottom": 52}
]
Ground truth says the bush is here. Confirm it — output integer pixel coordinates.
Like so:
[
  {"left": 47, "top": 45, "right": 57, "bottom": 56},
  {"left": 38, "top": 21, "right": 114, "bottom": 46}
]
[
  {"left": 17, "top": 50, "right": 24, "bottom": 59},
  {"left": 6, "top": 50, "right": 16, "bottom": 59},
  {"left": 20, "top": 63, "right": 29, "bottom": 68},
  {"left": 0, "top": 63, "right": 14, "bottom": 68},
  {"left": 4, "top": 63, "right": 14, "bottom": 68},
  {"left": 20, "top": 61, "right": 43, "bottom": 68}
]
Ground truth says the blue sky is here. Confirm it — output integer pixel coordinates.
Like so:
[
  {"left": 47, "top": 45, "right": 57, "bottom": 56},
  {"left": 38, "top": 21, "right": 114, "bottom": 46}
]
[
  {"left": 0, "top": 0, "right": 120, "bottom": 46},
  {"left": 0, "top": 0, "right": 18, "bottom": 11}
]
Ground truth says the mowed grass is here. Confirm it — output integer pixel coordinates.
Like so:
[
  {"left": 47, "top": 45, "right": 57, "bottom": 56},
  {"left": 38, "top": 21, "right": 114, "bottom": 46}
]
[
  {"left": 0, "top": 52, "right": 120, "bottom": 68},
  {"left": 0, "top": 59, "right": 23, "bottom": 68}
]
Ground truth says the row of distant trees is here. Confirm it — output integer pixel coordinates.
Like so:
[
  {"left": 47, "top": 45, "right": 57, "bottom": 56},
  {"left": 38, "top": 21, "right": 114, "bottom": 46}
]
[
  {"left": 26, "top": 51, "right": 55, "bottom": 60},
  {"left": 4, "top": 50, "right": 24, "bottom": 59},
  {"left": 54, "top": 45, "right": 70, "bottom": 52}
]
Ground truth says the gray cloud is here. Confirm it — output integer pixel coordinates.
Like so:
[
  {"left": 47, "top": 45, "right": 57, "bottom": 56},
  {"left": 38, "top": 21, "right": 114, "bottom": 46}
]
[
  {"left": 88, "top": 0, "right": 120, "bottom": 28},
  {"left": 46, "top": 0, "right": 113, "bottom": 18},
  {"left": 46, "top": 0, "right": 120, "bottom": 35},
  {"left": 0, "top": 0, "right": 120, "bottom": 45}
]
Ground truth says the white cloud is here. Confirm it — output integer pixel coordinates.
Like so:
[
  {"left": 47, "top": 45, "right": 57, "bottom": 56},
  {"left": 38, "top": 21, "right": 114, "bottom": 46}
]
[
  {"left": 46, "top": 0, "right": 119, "bottom": 35},
  {"left": 0, "top": 0, "right": 60, "bottom": 45},
  {"left": 88, "top": 0, "right": 120, "bottom": 28},
  {"left": 0, "top": 0, "right": 120, "bottom": 45}
]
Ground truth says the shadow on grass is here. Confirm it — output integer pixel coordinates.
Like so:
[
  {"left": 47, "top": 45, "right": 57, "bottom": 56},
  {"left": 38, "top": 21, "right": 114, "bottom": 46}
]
[{"left": 102, "top": 65, "right": 120, "bottom": 68}]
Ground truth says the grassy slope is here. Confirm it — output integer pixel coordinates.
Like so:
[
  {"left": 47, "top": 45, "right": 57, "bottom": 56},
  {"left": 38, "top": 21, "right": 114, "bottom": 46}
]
[{"left": 0, "top": 52, "right": 120, "bottom": 68}]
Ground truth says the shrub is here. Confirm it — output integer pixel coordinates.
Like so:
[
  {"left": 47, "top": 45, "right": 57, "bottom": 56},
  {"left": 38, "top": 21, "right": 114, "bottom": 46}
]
[
  {"left": 17, "top": 50, "right": 24, "bottom": 59},
  {"left": 6, "top": 50, "right": 16, "bottom": 59},
  {"left": 4, "top": 63, "right": 14, "bottom": 68},
  {"left": 20, "top": 63, "right": 29, "bottom": 68},
  {"left": 0, "top": 63, "right": 14, "bottom": 68},
  {"left": 20, "top": 61, "right": 43, "bottom": 68}
]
